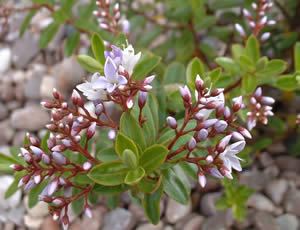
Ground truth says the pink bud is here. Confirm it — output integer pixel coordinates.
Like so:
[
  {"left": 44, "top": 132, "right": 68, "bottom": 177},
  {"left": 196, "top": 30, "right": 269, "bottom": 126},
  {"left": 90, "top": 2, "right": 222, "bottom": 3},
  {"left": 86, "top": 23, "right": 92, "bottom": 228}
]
[
  {"left": 84, "top": 206, "right": 93, "bottom": 218},
  {"left": 72, "top": 90, "right": 82, "bottom": 106},
  {"left": 42, "top": 154, "right": 51, "bottom": 165},
  {"left": 51, "top": 145, "right": 66, "bottom": 152},
  {"left": 179, "top": 86, "right": 192, "bottom": 104},
  {"left": 62, "top": 215, "right": 69, "bottom": 230},
  {"left": 30, "top": 146, "right": 44, "bottom": 158},
  {"left": 108, "top": 129, "right": 116, "bottom": 140},
  {"left": 210, "top": 168, "right": 224, "bottom": 178},
  {"left": 83, "top": 161, "right": 92, "bottom": 171},
  {"left": 217, "top": 135, "right": 232, "bottom": 152},
  {"left": 126, "top": 97, "right": 134, "bottom": 109},
  {"left": 53, "top": 152, "right": 66, "bottom": 165},
  {"left": 235, "top": 24, "right": 245, "bottom": 37},
  {"left": 138, "top": 91, "right": 148, "bottom": 108},
  {"left": 188, "top": 137, "right": 197, "bottom": 151},
  {"left": 232, "top": 131, "right": 245, "bottom": 141},
  {"left": 261, "top": 32, "right": 270, "bottom": 41},
  {"left": 144, "top": 75, "right": 155, "bottom": 84},
  {"left": 198, "top": 129, "right": 208, "bottom": 141},
  {"left": 261, "top": 96, "right": 275, "bottom": 105},
  {"left": 48, "top": 179, "right": 59, "bottom": 196},
  {"left": 198, "top": 174, "right": 206, "bottom": 188},
  {"left": 215, "top": 120, "right": 228, "bottom": 132},
  {"left": 203, "top": 119, "right": 218, "bottom": 128},
  {"left": 243, "top": 9, "right": 251, "bottom": 17},
  {"left": 167, "top": 116, "right": 177, "bottom": 129},
  {"left": 195, "top": 75, "right": 204, "bottom": 91},
  {"left": 206, "top": 155, "right": 214, "bottom": 163},
  {"left": 224, "top": 106, "right": 231, "bottom": 119},
  {"left": 254, "top": 87, "right": 262, "bottom": 97},
  {"left": 87, "top": 122, "right": 97, "bottom": 139}
]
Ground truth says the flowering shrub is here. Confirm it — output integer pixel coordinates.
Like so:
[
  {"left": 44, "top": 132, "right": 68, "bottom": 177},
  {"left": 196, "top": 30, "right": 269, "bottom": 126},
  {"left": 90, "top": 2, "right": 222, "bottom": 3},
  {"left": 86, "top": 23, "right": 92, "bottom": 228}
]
[{"left": 1, "top": 0, "right": 300, "bottom": 228}]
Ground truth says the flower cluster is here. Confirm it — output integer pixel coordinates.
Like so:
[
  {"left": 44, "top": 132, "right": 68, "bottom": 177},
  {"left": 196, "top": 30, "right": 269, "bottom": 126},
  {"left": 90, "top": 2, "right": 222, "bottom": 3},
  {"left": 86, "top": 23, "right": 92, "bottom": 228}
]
[
  {"left": 166, "top": 75, "right": 252, "bottom": 187},
  {"left": 246, "top": 87, "right": 275, "bottom": 130},
  {"left": 93, "top": 0, "right": 130, "bottom": 39},
  {"left": 235, "top": 0, "right": 275, "bottom": 41}
]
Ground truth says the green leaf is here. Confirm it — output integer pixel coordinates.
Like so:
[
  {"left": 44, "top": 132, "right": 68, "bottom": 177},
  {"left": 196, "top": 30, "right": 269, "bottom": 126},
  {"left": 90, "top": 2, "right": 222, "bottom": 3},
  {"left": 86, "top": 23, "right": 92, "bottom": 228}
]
[
  {"left": 124, "top": 167, "right": 145, "bottom": 185},
  {"left": 115, "top": 133, "right": 139, "bottom": 158},
  {"left": 9, "top": 146, "right": 25, "bottom": 165},
  {"left": 142, "top": 183, "right": 163, "bottom": 224},
  {"left": 96, "top": 147, "right": 119, "bottom": 162},
  {"left": 93, "top": 184, "right": 129, "bottom": 195},
  {"left": 239, "top": 55, "right": 255, "bottom": 72},
  {"left": 88, "top": 161, "right": 130, "bottom": 186},
  {"left": 122, "top": 149, "right": 138, "bottom": 169},
  {"left": 164, "top": 62, "right": 186, "bottom": 84},
  {"left": 233, "top": 204, "right": 247, "bottom": 221},
  {"left": 294, "top": 42, "right": 300, "bottom": 72},
  {"left": 242, "top": 74, "right": 257, "bottom": 94},
  {"left": 215, "top": 57, "right": 240, "bottom": 75},
  {"left": 60, "top": 0, "right": 77, "bottom": 17},
  {"left": 132, "top": 56, "right": 161, "bottom": 81},
  {"left": 19, "top": 10, "right": 37, "bottom": 37},
  {"left": 74, "top": 174, "right": 93, "bottom": 184},
  {"left": 246, "top": 35, "right": 260, "bottom": 63},
  {"left": 77, "top": 55, "right": 103, "bottom": 73},
  {"left": 186, "top": 57, "right": 205, "bottom": 91},
  {"left": 64, "top": 32, "right": 80, "bottom": 57},
  {"left": 215, "top": 195, "right": 230, "bottom": 210},
  {"left": 39, "top": 23, "right": 60, "bottom": 49},
  {"left": 208, "top": 68, "right": 221, "bottom": 85},
  {"left": 137, "top": 176, "right": 162, "bottom": 193},
  {"left": 256, "top": 60, "right": 287, "bottom": 77},
  {"left": 120, "top": 113, "right": 146, "bottom": 150},
  {"left": 106, "top": 195, "right": 120, "bottom": 210},
  {"left": 253, "top": 138, "right": 273, "bottom": 151},
  {"left": 232, "top": 44, "right": 245, "bottom": 62},
  {"left": 51, "top": 10, "right": 67, "bottom": 24},
  {"left": 140, "top": 145, "right": 168, "bottom": 174},
  {"left": 256, "top": 57, "right": 268, "bottom": 71},
  {"left": 0, "top": 153, "right": 18, "bottom": 173},
  {"left": 113, "top": 33, "right": 127, "bottom": 47},
  {"left": 28, "top": 180, "right": 49, "bottom": 208},
  {"left": 275, "top": 75, "right": 297, "bottom": 91},
  {"left": 72, "top": 187, "right": 84, "bottom": 215},
  {"left": 5, "top": 171, "right": 25, "bottom": 199},
  {"left": 162, "top": 168, "right": 189, "bottom": 205},
  {"left": 92, "top": 33, "right": 106, "bottom": 65}
]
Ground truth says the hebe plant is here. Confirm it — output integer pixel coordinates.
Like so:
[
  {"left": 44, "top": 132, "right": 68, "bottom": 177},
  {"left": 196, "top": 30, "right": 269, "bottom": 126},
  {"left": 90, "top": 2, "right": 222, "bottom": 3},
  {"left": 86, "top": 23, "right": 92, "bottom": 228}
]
[{"left": 1, "top": 0, "right": 300, "bottom": 228}]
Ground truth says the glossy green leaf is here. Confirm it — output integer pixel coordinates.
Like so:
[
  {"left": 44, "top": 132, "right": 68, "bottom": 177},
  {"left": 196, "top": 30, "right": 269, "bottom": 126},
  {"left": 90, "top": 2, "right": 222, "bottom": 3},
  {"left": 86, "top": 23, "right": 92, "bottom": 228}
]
[
  {"left": 28, "top": 180, "right": 49, "bottom": 208},
  {"left": 140, "top": 145, "right": 168, "bottom": 174},
  {"left": 256, "top": 60, "right": 287, "bottom": 77},
  {"left": 96, "top": 147, "right": 119, "bottom": 162},
  {"left": 122, "top": 149, "right": 138, "bottom": 169},
  {"left": 246, "top": 35, "right": 260, "bottom": 63},
  {"left": 132, "top": 56, "right": 161, "bottom": 81},
  {"left": 275, "top": 75, "right": 297, "bottom": 91},
  {"left": 106, "top": 195, "right": 120, "bottom": 210},
  {"left": 294, "top": 42, "right": 300, "bottom": 71},
  {"left": 137, "top": 176, "right": 162, "bottom": 194},
  {"left": 74, "top": 174, "right": 93, "bottom": 184},
  {"left": 232, "top": 44, "right": 245, "bottom": 62},
  {"left": 72, "top": 187, "right": 84, "bottom": 215},
  {"left": 115, "top": 132, "right": 139, "bottom": 158},
  {"left": 92, "top": 33, "right": 106, "bottom": 65},
  {"left": 88, "top": 161, "right": 130, "bottom": 186},
  {"left": 93, "top": 184, "right": 129, "bottom": 195},
  {"left": 239, "top": 55, "right": 255, "bottom": 72},
  {"left": 114, "top": 33, "right": 127, "bottom": 47},
  {"left": 186, "top": 57, "right": 205, "bottom": 91},
  {"left": 0, "top": 153, "right": 18, "bottom": 173},
  {"left": 77, "top": 55, "right": 103, "bottom": 73},
  {"left": 39, "top": 23, "right": 60, "bottom": 49},
  {"left": 5, "top": 171, "right": 26, "bottom": 199},
  {"left": 208, "top": 67, "right": 221, "bottom": 85},
  {"left": 64, "top": 32, "right": 80, "bottom": 57},
  {"left": 19, "top": 10, "right": 37, "bottom": 37},
  {"left": 120, "top": 113, "right": 146, "bottom": 150},
  {"left": 253, "top": 138, "right": 273, "bottom": 151},
  {"left": 242, "top": 74, "right": 257, "bottom": 94},
  {"left": 162, "top": 168, "right": 189, "bottom": 204},
  {"left": 256, "top": 56, "right": 268, "bottom": 71},
  {"left": 215, "top": 57, "right": 240, "bottom": 75},
  {"left": 164, "top": 62, "right": 185, "bottom": 84},
  {"left": 142, "top": 183, "right": 163, "bottom": 224},
  {"left": 124, "top": 167, "right": 145, "bottom": 185}
]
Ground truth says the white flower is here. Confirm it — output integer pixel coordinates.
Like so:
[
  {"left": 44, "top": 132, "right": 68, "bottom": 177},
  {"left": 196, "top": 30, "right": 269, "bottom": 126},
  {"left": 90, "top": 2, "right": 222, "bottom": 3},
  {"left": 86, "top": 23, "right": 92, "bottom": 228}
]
[
  {"left": 121, "top": 45, "right": 141, "bottom": 76},
  {"left": 77, "top": 73, "right": 107, "bottom": 100},
  {"left": 219, "top": 141, "right": 245, "bottom": 173},
  {"left": 93, "top": 57, "right": 128, "bottom": 93}
]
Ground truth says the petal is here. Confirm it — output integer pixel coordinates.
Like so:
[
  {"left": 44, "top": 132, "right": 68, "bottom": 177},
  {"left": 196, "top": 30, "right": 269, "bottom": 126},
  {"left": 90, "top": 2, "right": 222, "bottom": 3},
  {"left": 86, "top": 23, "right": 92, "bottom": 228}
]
[
  {"left": 228, "top": 156, "right": 242, "bottom": 171},
  {"left": 77, "top": 82, "right": 91, "bottom": 92},
  {"left": 91, "top": 72, "right": 101, "bottom": 83},
  {"left": 104, "top": 57, "right": 117, "bottom": 79},
  {"left": 229, "top": 141, "right": 246, "bottom": 153},
  {"left": 223, "top": 158, "right": 232, "bottom": 173},
  {"left": 118, "top": 75, "right": 128, "bottom": 85},
  {"left": 93, "top": 77, "right": 109, "bottom": 89},
  {"left": 106, "top": 83, "right": 116, "bottom": 93}
]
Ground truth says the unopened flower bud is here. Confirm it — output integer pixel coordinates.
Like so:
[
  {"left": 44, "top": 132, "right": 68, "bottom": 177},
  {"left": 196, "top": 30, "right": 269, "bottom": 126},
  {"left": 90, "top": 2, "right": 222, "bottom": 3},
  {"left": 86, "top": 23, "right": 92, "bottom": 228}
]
[
  {"left": 224, "top": 106, "right": 231, "bottom": 119},
  {"left": 195, "top": 112, "right": 204, "bottom": 121},
  {"left": 238, "top": 127, "right": 252, "bottom": 139},
  {"left": 62, "top": 139, "right": 72, "bottom": 147},
  {"left": 108, "top": 129, "right": 116, "bottom": 140},
  {"left": 95, "top": 103, "right": 103, "bottom": 116},
  {"left": 261, "top": 32, "right": 270, "bottom": 41},
  {"left": 87, "top": 122, "right": 97, "bottom": 139},
  {"left": 211, "top": 88, "right": 224, "bottom": 97},
  {"left": 83, "top": 161, "right": 92, "bottom": 171},
  {"left": 52, "top": 88, "right": 62, "bottom": 100},
  {"left": 205, "top": 101, "right": 217, "bottom": 109},
  {"left": 167, "top": 116, "right": 177, "bottom": 129},
  {"left": 19, "top": 175, "right": 30, "bottom": 188},
  {"left": 198, "top": 173, "right": 206, "bottom": 188},
  {"left": 42, "top": 154, "right": 51, "bottom": 165},
  {"left": 40, "top": 101, "right": 53, "bottom": 109},
  {"left": 53, "top": 152, "right": 67, "bottom": 165},
  {"left": 210, "top": 168, "right": 224, "bottom": 178},
  {"left": 252, "top": 3, "right": 257, "bottom": 10},
  {"left": 206, "top": 155, "right": 214, "bottom": 163},
  {"left": 10, "top": 164, "right": 24, "bottom": 171},
  {"left": 53, "top": 198, "right": 65, "bottom": 207},
  {"left": 179, "top": 86, "right": 192, "bottom": 104},
  {"left": 232, "top": 131, "right": 245, "bottom": 141},
  {"left": 217, "top": 135, "right": 232, "bottom": 152},
  {"left": 126, "top": 97, "right": 134, "bottom": 109},
  {"left": 249, "top": 21, "right": 256, "bottom": 28},
  {"left": 72, "top": 90, "right": 83, "bottom": 106},
  {"left": 26, "top": 133, "right": 40, "bottom": 146},
  {"left": 30, "top": 146, "right": 44, "bottom": 158},
  {"left": 121, "top": 19, "right": 130, "bottom": 34},
  {"left": 215, "top": 120, "right": 228, "bottom": 132},
  {"left": 51, "top": 145, "right": 66, "bottom": 152},
  {"left": 261, "top": 96, "right": 275, "bottom": 105},
  {"left": 260, "top": 16, "right": 268, "bottom": 25},
  {"left": 62, "top": 215, "right": 69, "bottom": 230},
  {"left": 254, "top": 87, "right": 262, "bottom": 97},
  {"left": 243, "top": 9, "right": 251, "bottom": 17},
  {"left": 198, "top": 129, "right": 208, "bottom": 141},
  {"left": 233, "top": 96, "right": 243, "bottom": 112},
  {"left": 203, "top": 119, "right": 218, "bottom": 128},
  {"left": 195, "top": 75, "right": 205, "bottom": 91},
  {"left": 84, "top": 206, "right": 93, "bottom": 218},
  {"left": 267, "top": 20, "right": 276, "bottom": 25},
  {"left": 138, "top": 91, "right": 148, "bottom": 108},
  {"left": 235, "top": 24, "right": 245, "bottom": 37},
  {"left": 144, "top": 75, "right": 155, "bottom": 84},
  {"left": 24, "top": 153, "right": 33, "bottom": 163},
  {"left": 24, "top": 179, "right": 37, "bottom": 191},
  {"left": 47, "top": 179, "right": 59, "bottom": 196},
  {"left": 216, "top": 105, "right": 224, "bottom": 118},
  {"left": 188, "top": 137, "right": 197, "bottom": 151}
]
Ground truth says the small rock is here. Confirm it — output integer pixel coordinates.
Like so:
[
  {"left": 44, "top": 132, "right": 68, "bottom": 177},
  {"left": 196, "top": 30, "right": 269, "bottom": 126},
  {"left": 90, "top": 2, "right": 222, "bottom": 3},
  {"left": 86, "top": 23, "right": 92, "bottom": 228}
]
[
  {"left": 275, "top": 156, "right": 300, "bottom": 174},
  {"left": 12, "top": 71, "right": 26, "bottom": 83},
  {"left": 164, "top": 226, "right": 174, "bottom": 230},
  {"left": 136, "top": 222, "right": 164, "bottom": 230},
  {"left": 198, "top": 178, "right": 221, "bottom": 193},
  {"left": 239, "top": 168, "right": 267, "bottom": 191},
  {"left": 0, "top": 82, "right": 15, "bottom": 102},
  {"left": 182, "top": 215, "right": 204, "bottom": 230},
  {"left": 265, "top": 179, "right": 288, "bottom": 205},
  {"left": 40, "top": 76, "right": 56, "bottom": 99},
  {"left": 200, "top": 192, "right": 222, "bottom": 216},
  {"left": 283, "top": 189, "right": 300, "bottom": 216},
  {"left": 13, "top": 130, "right": 27, "bottom": 146},
  {"left": 267, "top": 142, "right": 286, "bottom": 154},
  {"left": 166, "top": 199, "right": 192, "bottom": 224},
  {"left": 201, "top": 211, "right": 234, "bottom": 230},
  {"left": 0, "top": 48, "right": 12, "bottom": 73},
  {"left": 276, "top": 214, "right": 299, "bottom": 230},
  {"left": 247, "top": 193, "right": 276, "bottom": 213},
  {"left": 41, "top": 216, "right": 59, "bottom": 230},
  {"left": 24, "top": 77, "right": 42, "bottom": 100},
  {"left": 15, "top": 82, "right": 25, "bottom": 101},
  {"left": 6, "top": 204, "right": 25, "bottom": 225},
  {"left": 0, "top": 103, "right": 8, "bottom": 120},
  {"left": 6, "top": 101, "right": 22, "bottom": 111},
  {"left": 254, "top": 211, "right": 280, "bottom": 230},
  {"left": 10, "top": 105, "right": 50, "bottom": 131},
  {"left": 129, "top": 203, "right": 147, "bottom": 222},
  {"left": 24, "top": 196, "right": 49, "bottom": 218},
  {"left": 11, "top": 31, "right": 40, "bottom": 69},
  {"left": 3, "top": 222, "right": 14, "bottom": 230},
  {"left": 263, "top": 165, "right": 280, "bottom": 179},
  {"left": 54, "top": 57, "right": 85, "bottom": 94},
  {"left": 259, "top": 152, "right": 274, "bottom": 167},
  {"left": 80, "top": 206, "right": 107, "bottom": 230},
  {"left": 24, "top": 215, "right": 44, "bottom": 229},
  {"left": 102, "top": 208, "right": 136, "bottom": 230},
  {"left": 0, "top": 176, "right": 21, "bottom": 210}
]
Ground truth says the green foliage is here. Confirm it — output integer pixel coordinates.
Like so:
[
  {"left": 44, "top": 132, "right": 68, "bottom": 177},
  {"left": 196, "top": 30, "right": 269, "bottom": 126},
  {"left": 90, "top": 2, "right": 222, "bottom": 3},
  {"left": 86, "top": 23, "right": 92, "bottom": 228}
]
[
  {"left": 64, "top": 32, "right": 80, "bottom": 57},
  {"left": 92, "top": 33, "right": 106, "bottom": 65},
  {"left": 39, "top": 23, "right": 60, "bottom": 49},
  {"left": 77, "top": 55, "right": 103, "bottom": 73},
  {"left": 132, "top": 56, "right": 161, "bottom": 81}
]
